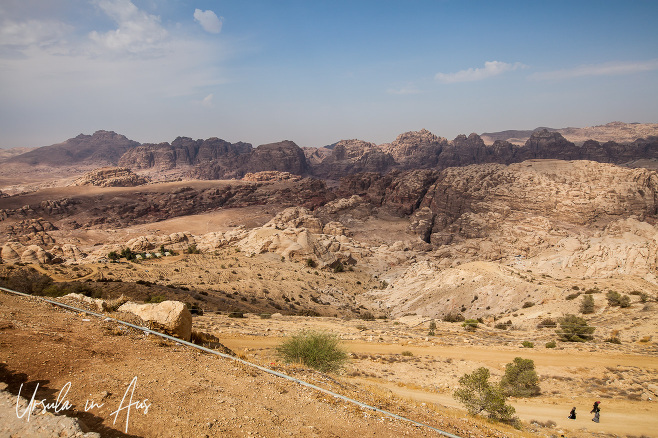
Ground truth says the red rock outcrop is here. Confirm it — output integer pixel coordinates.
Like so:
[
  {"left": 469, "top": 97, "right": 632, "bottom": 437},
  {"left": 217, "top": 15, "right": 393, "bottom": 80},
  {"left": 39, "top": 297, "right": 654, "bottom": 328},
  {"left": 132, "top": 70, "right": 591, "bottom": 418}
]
[
  {"left": 242, "top": 171, "right": 301, "bottom": 182},
  {"left": 245, "top": 141, "right": 308, "bottom": 175},
  {"left": 118, "top": 137, "right": 252, "bottom": 171},
  {"left": 72, "top": 167, "right": 149, "bottom": 187}
]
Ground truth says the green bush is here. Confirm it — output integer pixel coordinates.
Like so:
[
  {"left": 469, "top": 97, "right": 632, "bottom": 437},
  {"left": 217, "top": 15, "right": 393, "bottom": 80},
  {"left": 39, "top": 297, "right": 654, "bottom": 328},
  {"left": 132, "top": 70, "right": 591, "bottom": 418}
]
[
  {"left": 453, "top": 367, "right": 517, "bottom": 423},
  {"left": 359, "top": 311, "right": 375, "bottom": 321},
  {"left": 500, "top": 357, "right": 541, "bottom": 397},
  {"left": 565, "top": 292, "right": 581, "bottom": 300},
  {"left": 606, "top": 290, "right": 622, "bottom": 306},
  {"left": 462, "top": 319, "right": 478, "bottom": 330},
  {"left": 120, "top": 247, "right": 136, "bottom": 261},
  {"left": 545, "top": 340, "right": 557, "bottom": 348},
  {"left": 521, "top": 341, "right": 534, "bottom": 348},
  {"left": 145, "top": 295, "right": 167, "bottom": 304},
  {"left": 276, "top": 330, "right": 348, "bottom": 372},
  {"left": 580, "top": 294, "right": 595, "bottom": 314},
  {"left": 536, "top": 318, "right": 556, "bottom": 329},
  {"left": 186, "top": 244, "right": 201, "bottom": 254},
  {"left": 619, "top": 295, "right": 631, "bottom": 308},
  {"left": 522, "top": 301, "right": 535, "bottom": 308},
  {"left": 556, "top": 314, "right": 595, "bottom": 342},
  {"left": 428, "top": 319, "right": 437, "bottom": 336}
]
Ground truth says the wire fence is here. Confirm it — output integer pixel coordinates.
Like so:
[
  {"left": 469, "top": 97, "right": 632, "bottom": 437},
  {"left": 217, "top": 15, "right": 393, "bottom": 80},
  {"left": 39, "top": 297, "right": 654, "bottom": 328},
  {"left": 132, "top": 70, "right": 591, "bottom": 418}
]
[{"left": 0, "top": 285, "right": 462, "bottom": 438}]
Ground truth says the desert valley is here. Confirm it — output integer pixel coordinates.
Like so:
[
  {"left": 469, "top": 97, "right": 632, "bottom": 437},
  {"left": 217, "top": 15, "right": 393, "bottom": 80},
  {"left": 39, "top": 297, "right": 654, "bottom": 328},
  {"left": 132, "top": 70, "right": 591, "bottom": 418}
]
[{"left": 1, "top": 122, "right": 658, "bottom": 438}]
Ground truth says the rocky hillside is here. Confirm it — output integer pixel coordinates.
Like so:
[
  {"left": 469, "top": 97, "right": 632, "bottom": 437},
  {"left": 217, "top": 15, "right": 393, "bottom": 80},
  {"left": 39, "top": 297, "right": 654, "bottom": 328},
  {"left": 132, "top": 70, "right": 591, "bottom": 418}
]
[
  {"left": 4, "top": 159, "right": 658, "bottom": 277},
  {"left": 6, "top": 130, "right": 138, "bottom": 166}
]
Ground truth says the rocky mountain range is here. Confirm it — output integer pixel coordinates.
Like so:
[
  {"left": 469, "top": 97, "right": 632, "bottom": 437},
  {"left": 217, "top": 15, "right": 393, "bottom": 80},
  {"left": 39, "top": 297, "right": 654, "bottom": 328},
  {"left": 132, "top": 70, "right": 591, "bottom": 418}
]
[
  {"left": 481, "top": 121, "right": 658, "bottom": 145},
  {"left": 4, "top": 123, "right": 658, "bottom": 182}
]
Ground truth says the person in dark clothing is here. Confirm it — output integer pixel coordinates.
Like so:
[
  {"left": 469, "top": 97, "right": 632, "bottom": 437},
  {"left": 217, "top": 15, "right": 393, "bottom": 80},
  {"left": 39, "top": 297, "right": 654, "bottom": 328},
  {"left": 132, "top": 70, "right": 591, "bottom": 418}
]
[
  {"left": 568, "top": 407, "right": 576, "bottom": 419},
  {"left": 590, "top": 401, "right": 601, "bottom": 422}
]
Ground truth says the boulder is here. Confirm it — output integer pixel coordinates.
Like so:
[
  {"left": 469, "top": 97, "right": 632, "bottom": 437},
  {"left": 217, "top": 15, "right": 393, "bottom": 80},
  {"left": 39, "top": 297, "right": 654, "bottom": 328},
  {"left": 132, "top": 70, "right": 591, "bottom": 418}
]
[
  {"left": 1, "top": 242, "right": 24, "bottom": 263},
  {"left": 118, "top": 300, "right": 192, "bottom": 341},
  {"left": 50, "top": 244, "right": 86, "bottom": 262},
  {"left": 21, "top": 245, "right": 51, "bottom": 264},
  {"left": 64, "top": 293, "right": 107, "bottom": 312},
  {"left": 323, "top": 221, "right": 350, "bottom": 236},
  {"left": 264, "top": 207, "right": 323, "bottom": 233}
]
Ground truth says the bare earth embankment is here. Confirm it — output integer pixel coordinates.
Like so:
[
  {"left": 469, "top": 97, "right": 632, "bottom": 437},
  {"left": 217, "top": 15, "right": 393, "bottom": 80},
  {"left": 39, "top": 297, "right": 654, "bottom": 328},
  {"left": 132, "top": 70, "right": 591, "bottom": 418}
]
[{"left": 0, "top": 291, "right": 519, "bottom": 438}]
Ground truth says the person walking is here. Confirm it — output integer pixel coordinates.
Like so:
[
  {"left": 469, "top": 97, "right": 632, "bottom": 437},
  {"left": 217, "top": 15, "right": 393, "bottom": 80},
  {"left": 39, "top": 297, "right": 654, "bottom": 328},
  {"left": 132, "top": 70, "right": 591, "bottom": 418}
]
[
  {"left": 590, "top": 401, "right": 601, "bottom": 423},
  {"left": 568, "top": 407, "right": 576, "bottom": 419}
]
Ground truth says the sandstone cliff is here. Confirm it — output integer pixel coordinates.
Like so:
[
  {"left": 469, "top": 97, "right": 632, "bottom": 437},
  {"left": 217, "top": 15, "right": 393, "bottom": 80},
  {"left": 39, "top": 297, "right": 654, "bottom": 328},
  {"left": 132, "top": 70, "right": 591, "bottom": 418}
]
[
  {"left": 118, "top": 137, "right": 253, "bottom": 173},
  {"left": 411, "top": 160, "right": 658, "bottom": 245},
  {"left": 307, "top": 128, "right": 658, "bottom": 179}
]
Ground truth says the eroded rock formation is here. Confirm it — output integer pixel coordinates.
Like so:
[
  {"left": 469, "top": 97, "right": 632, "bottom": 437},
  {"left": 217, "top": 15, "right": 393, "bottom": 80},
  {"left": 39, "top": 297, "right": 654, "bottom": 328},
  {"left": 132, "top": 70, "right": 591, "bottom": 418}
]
[{"left": 72, "top": 167, "right": 149, "bottom": 187}]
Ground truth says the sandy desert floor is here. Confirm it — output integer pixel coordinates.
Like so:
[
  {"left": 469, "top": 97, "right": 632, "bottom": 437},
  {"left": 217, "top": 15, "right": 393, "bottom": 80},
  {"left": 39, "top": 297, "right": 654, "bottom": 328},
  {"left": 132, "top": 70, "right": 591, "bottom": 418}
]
[
  {"left": 2, "top": 289, "right": 656, "bottom": 437},
  {"left": 197, "top": 313, "right": 658, "bottom": 438}
]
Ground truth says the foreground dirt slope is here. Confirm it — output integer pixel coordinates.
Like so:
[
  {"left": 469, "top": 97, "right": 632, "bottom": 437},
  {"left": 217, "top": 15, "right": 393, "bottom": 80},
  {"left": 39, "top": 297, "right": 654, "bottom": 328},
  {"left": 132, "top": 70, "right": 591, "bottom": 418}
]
[{"left": 0, "top": 292, "right": 519, "bottom": 438}]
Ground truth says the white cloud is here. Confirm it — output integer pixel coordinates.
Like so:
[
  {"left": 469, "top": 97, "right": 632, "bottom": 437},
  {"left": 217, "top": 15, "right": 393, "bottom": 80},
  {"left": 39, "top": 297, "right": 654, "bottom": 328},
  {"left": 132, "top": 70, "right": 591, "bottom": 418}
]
[
  {"left": 89, "top": 0, "right": 169, "bottom": 55},
  {"left": 194, "top": 9, "right": 223, "bottom": 34},
  {"left": 435, "top": 61, "right": 524, "bottom": 83},
  {"left": 0, "top": 1, "right": 230, "bottom": 115},
  {"left": 0, "top": 18, "right": 73, "bottom": 48},
  {"left": 201, "top": 93, "right": 214, "bottom": 107},
  {"left": 530, "top": 59, "right": 658, "bottom": 81}
]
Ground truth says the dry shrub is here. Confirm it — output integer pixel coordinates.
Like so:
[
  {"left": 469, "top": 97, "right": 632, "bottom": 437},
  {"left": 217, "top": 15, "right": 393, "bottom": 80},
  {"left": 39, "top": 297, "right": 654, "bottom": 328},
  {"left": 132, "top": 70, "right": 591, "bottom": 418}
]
[
  {"left": 530, "top": 419, "right": 556, "bottom": 428},
  {"left": 106, "top": 294, "right": 129, "bottom": 311},
  {"left": 190, "top": 330, "right": 236, "bottom": 355}
]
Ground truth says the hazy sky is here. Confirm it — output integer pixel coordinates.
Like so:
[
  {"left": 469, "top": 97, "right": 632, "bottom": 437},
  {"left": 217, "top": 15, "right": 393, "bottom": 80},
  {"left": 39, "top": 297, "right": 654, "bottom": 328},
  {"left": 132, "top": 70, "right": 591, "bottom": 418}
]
[{"left": 1, "top": 0, "right": 657, "bottom": 149}]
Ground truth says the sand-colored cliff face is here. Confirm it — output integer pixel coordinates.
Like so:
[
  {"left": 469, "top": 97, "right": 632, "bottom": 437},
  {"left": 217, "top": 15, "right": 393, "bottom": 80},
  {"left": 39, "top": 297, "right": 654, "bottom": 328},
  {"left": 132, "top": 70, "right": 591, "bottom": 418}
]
[
  {"left": 413, "top": 159, "right": 658, "bottom": 242},
  {"left": 481, "top": 121, "right": 658, "bottom": 145}
]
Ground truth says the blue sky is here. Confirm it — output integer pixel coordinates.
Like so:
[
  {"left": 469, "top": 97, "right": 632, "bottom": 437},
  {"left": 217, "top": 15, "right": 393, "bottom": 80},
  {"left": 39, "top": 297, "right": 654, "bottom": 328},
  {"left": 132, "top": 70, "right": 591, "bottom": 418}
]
[{"left": 1, "top": 0, "right": 657, "bottom": 149}]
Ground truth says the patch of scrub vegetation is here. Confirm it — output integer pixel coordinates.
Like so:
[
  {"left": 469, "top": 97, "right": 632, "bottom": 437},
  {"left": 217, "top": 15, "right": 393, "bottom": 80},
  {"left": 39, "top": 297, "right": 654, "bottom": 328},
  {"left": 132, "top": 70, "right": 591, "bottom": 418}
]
[{"left": 276, "top": 330, "right": 348, "bottom": 373}]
